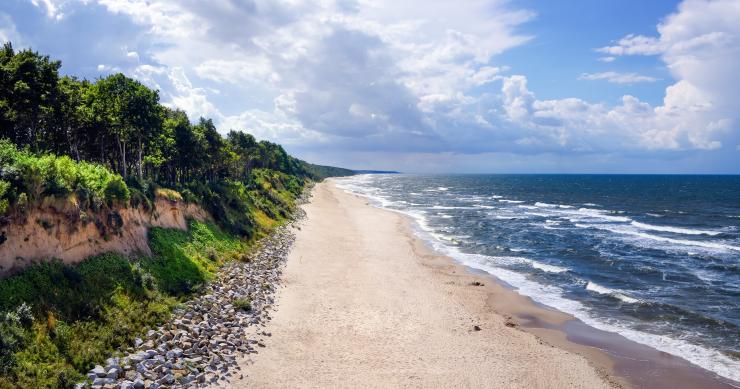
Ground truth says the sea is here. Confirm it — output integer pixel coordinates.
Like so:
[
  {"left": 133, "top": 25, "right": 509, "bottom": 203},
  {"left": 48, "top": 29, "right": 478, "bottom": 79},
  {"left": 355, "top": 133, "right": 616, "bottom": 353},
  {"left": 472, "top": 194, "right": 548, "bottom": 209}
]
[{"left": 335, "top": 174, "right": 740, "bottom": 382}]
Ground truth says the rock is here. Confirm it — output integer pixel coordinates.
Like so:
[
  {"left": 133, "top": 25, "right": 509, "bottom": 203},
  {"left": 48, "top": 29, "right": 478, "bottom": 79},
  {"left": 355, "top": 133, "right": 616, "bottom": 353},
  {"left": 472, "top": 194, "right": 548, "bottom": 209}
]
[
  {"left": 91, "top": 377, "right": 114, "bottom": 386},
  {"left": 473, "top": 325, "right": 482, "bottom": 331},
  {"left": 124, "top": 370, "right": 137, "bottom": 381},
  {"left": 91, "top": 365, "right": 106, "bottom": 378},
  {"left": 157, "top": 373, "right": 175, "bottom": 385},
  {"left": 105, "top": 367, "right": 119, "bottom": 379},
  {"left": 73, "top": 224, "right": 300, "bottom": 388}
]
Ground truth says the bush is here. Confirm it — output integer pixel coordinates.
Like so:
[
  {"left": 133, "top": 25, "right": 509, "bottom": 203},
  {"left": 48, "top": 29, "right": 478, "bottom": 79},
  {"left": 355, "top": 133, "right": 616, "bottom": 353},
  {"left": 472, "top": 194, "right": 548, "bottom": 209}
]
[
  {"left": 232, "top": 298, "right": 251, "bottom": 312},
  {"left": 104, "top": 176, "right": 130, "bottom": 205},
  {"left": 154, "top": 188, "right": 182, "bottom": 202},
  {"left": 0, "top": 141, "right": 131, "bottom": 213}
]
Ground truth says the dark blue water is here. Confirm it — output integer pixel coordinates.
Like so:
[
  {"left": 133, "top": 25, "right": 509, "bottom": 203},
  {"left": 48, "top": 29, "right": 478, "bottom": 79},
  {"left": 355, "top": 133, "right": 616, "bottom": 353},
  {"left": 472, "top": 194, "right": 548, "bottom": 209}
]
[{"left": 336, "top": 174, "right": 740, "bottom": 381}]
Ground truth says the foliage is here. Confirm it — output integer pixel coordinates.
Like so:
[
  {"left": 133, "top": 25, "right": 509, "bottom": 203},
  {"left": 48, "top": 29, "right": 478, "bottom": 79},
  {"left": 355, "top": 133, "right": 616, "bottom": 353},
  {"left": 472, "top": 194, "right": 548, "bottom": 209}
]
[
  {"left": 301, "top": 162, "right": 355, "bottom": 180},
  {"left": 0, "top": 220, "right": 245, "bottom": 388},
  {"left": 232, "top": 298, "right": 251, "bottom": 312},
  {"left": 0, "top": 42, "right": 354, "bottom": 387},
  {"left": 0, "top": 140, "right": 130, "bottom": 212}
]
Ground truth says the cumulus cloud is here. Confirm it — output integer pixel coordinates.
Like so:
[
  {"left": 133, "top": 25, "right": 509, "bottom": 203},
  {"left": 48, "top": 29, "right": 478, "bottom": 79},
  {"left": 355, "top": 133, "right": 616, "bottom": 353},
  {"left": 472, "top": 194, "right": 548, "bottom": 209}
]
[
  {"left": 9, "top": 0, "right": 740, "bottom": 168},
  {"left": 579, "top": 71, "right": 657, "bottom": 84},
  {"left": 0, "top": 13, "right": 22, "bottom": 44}
]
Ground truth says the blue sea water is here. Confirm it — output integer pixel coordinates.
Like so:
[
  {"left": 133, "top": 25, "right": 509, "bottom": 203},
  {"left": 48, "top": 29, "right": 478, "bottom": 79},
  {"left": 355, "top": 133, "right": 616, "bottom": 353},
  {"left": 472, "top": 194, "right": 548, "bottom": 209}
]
[{"left": 335, "top": 174, "right": 740, "bottom": 382}]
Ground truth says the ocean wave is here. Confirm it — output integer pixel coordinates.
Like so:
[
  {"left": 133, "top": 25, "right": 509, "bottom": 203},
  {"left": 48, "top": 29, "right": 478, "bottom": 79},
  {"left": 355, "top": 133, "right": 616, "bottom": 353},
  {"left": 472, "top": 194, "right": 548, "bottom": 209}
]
[
  {"left": 631, "top": 221, "right": 722, "bottom": 236},
  {"left": 437, "top": 247, "right": 740, "bottom": 382},
  {"left": 492, "top": 215, "right": 522, "bottom": 220},
  {"left": 571, "top": 207, "right": 632, "bottom": 223},
  {"left": 534, "top": 202, "right": 573, "bottom": 209},
  {"left": 498, "top": 199, "right": 524, "bottom": 203},
  {"left": 584, "top": 224, "right": 740, "bottom": 253},
  {"left": 585, "top": 282, "right": 641, "bottom": 304},
  {"left": 491, "top": 195, "right": 503, "bottom": 199},
  {"left": 475, "top": 205, "right": 497, "bottom": 209},
  {"left": 518, "top": 205, "right": 538, "bottom": 210}
]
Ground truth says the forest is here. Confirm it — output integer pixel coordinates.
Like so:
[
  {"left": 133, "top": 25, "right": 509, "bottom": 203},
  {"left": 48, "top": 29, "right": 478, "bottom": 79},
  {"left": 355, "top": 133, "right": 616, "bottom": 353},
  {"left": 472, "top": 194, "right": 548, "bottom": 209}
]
[{"left": 0, "top": 42, "right": 353, "bottom": 236}]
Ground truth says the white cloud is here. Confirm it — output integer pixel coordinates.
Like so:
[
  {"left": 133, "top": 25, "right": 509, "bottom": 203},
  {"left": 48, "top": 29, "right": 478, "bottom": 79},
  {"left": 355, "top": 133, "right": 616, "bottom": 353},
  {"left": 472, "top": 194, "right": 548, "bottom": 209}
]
[
  {"left": 125, "top": 51, "right": 139, "bottom": 61},
  {"left": 597, "top": 34, "right": 664, "bottom": 56},
  {"left": 166, "top": 67, "right": 222, "bottom": 121},
  {"left": 590, "top": 0, "right": 740, "bottom": 151},
  {"left": 30, "top": 0, "right": 65, "bottom": 20},
  {"left": 0, "top": 13, "right": 22, "bottom": 44},
  {"left": 14, "top": 0, "right": 740, "bottom": 162},
  {"left": 579, "top": 71, "right": 657, "bottom": 84}
]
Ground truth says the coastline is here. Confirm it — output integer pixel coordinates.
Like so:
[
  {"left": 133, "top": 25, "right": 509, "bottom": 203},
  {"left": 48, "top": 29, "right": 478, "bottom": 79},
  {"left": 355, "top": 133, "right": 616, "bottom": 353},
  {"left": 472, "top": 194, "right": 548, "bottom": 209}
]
[
  {"left": 230, "top": 181, "right": 609, "bottom": 387},
  {"left": 230, "top": 180, "right": 735, "bottom": 388}
]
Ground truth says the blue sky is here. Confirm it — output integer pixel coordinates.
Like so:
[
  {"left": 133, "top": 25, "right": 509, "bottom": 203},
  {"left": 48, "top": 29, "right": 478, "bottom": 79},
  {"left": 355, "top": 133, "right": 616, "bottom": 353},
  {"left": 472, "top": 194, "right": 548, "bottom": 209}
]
[{"left": 1, "top": 0, "right": 739, "bottom": 173}]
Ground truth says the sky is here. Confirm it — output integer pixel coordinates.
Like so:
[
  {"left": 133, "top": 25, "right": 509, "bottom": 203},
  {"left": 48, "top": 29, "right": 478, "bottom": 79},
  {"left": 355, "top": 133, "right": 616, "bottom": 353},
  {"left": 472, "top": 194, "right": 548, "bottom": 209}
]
[{"left": 1, "top": 0, "right": 739, "bottom": 173}]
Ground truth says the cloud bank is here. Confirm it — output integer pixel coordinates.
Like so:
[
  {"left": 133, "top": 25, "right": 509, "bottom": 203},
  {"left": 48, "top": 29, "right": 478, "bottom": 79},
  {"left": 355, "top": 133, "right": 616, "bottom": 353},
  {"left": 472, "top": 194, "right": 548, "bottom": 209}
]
[{"left": 12, "top": 0, "right": 740, "bottom": 170}]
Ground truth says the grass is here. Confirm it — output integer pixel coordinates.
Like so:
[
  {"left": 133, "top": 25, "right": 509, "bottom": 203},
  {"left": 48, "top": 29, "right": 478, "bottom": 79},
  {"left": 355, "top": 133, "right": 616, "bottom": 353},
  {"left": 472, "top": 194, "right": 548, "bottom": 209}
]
[
  {"left": 232, "top": 298, "right": 252, "bottom": 312},
  {"left": 0, "top": 220, "right": 251, "bottom": 388}
]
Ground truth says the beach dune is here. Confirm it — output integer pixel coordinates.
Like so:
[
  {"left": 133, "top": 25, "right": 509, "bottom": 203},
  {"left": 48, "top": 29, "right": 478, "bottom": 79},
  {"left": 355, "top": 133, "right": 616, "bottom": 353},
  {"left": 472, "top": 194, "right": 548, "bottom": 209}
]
[{"left": 230, "top": 181, "right": 615, "bottom": 388}]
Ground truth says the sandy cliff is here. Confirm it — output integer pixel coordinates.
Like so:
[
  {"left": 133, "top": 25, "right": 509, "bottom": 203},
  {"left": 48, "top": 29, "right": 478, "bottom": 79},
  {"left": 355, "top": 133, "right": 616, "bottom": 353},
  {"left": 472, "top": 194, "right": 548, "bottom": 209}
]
[{"left": 0, "top": 196, "right": 211, "bottom": 276}]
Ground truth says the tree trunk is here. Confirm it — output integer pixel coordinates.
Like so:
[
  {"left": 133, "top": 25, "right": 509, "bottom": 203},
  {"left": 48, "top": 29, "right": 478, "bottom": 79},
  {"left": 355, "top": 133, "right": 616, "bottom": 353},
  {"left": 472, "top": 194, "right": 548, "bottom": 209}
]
[
  {"left": 137, "top": 135, "right": 143, "bottom": 180},
  {"left": 117, "top": 135, "right": 127, "bottom": 178}
]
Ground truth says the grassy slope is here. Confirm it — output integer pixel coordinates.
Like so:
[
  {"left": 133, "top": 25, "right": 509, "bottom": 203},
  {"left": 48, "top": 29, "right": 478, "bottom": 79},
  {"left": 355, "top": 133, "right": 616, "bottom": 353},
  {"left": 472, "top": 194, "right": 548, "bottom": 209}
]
[{"left": 0, "top": 170, "right": 304, "bottom": 388}]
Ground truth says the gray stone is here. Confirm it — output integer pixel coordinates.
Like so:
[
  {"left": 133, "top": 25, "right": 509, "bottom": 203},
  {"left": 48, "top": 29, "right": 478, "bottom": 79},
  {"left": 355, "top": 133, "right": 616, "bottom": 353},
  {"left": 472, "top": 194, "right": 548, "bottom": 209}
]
[
  {"left": 91, "top": 365, "right": 106, "bottom": 377},
  {"left": 91, "top": 377, "right": 114, "bottom": 386},
  {"left": 157, "top": 373, "right": 175, "bottom": 385},
  {"left": 105, "top": 368, "right": 118, "bottom": 379}
]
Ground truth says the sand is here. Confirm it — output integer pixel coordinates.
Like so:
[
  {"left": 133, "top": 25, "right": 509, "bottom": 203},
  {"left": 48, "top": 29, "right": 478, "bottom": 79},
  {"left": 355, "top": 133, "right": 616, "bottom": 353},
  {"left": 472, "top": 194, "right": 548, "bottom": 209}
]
[{"left": 228, "top": 181, "right": 618, "bottom": 388}]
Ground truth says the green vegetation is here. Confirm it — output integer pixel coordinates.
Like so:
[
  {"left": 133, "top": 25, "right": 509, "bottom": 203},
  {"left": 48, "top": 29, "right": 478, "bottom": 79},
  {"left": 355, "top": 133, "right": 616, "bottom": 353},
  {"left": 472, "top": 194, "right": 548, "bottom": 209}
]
[
  {"left": 0, "top": 140, "right": 130, "bottom": 217},
  {"left": 232, "top": 298, "right": 252, "bottom": 312},
  {"left": 0, "top": 42, "right": 352, "bottom": 387},
  {"left": 0, "top": 220, "right": 246, "bottom": 387}
]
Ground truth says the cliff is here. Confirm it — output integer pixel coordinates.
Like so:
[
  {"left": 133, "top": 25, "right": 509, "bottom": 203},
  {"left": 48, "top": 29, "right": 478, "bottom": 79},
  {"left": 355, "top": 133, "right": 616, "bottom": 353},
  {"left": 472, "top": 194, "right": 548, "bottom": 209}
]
[{"left": 0, "top": 195, "right": 211, "bottom": 277}]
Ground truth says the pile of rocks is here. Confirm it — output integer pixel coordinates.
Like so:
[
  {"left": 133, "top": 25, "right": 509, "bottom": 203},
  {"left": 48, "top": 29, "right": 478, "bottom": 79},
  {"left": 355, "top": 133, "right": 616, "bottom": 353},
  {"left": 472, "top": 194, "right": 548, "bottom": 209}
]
[{"left": 79, "top": 212, "right": 303, "bottom": 389}]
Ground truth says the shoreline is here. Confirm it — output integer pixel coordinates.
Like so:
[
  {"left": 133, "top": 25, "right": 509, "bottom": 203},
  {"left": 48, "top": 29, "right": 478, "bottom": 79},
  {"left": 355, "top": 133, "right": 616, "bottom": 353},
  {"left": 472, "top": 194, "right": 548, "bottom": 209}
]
[
  {"left": 231, "top": 181, "right": 610, "bottom": 387},
  {"left": 230, "top": 180, "right": 735, "bottom": 388},
  {"left": 413, "top": 241, "right": 736, "bottom": 389},
  {"left": 343, "top": 180, "right": 738, "bottom": 389}
]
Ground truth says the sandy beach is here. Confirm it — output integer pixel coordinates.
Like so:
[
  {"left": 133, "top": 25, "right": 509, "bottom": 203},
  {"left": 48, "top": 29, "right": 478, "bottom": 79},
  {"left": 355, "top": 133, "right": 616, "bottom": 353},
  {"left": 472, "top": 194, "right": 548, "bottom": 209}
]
[{"left": 228, "top": 181, "right": 621, "bottom": 388}]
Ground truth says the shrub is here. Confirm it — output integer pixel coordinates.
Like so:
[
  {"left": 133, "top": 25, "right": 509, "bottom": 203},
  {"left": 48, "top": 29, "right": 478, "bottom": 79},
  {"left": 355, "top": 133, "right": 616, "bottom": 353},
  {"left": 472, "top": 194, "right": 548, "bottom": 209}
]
[
  {"left": 104, "top": 176, "right": 130, "bottom": 205},
  {"left": 154, "top": 188, "right": 182, "bottom": 202},
  {"left": 232, "top": 298, "right": 251, "bottom": 312},
  {"left": 0, "top": 141, "right": 132, "bottom": 214}
]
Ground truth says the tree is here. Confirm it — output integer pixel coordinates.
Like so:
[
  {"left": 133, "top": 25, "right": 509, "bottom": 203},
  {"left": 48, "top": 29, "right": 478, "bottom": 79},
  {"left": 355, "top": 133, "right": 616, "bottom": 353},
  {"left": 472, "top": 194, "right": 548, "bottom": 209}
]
[
  {"left": 89, "top": 73, "right": 161, "bottom": 179},
  {"left": 0, "top": 42, "right": 61, "bottom": 150}
]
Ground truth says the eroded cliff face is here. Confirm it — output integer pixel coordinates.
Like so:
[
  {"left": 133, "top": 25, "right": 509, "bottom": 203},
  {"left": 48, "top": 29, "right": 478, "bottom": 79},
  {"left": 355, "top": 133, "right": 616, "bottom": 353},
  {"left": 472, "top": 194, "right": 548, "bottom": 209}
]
[{"left": 0, "top": 197, "right": 211, "bottom": 277}]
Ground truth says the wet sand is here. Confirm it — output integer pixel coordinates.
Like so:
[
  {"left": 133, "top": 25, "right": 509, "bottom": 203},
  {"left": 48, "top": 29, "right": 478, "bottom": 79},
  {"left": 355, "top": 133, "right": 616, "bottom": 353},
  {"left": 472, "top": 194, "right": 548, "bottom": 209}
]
[{"left": 229, "top": 181, "right": 734, "bottom": 388}]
